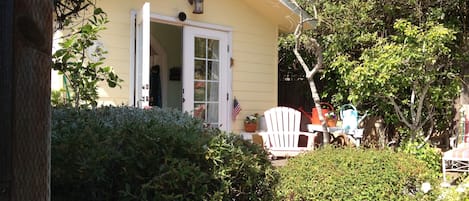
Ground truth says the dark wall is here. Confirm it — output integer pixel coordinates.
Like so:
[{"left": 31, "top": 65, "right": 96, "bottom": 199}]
[
  {"left": 1, "top": 0, "right": 52, "bottom": 200},
  {"left": 278, "top": 80, "right": 314, "bottom": 110}
]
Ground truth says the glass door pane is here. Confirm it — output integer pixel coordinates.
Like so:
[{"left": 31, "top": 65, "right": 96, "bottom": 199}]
[{"left": 193, "top": 37, "right": 220, "bottom": 128}]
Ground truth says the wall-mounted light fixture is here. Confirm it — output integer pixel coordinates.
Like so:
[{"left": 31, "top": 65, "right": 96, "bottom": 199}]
[
  {"left": 178, "top": 12, "right": 187, "bottom": 21},
  {"left": 188, "top": 0, "right": 204, "bottom": 14}
]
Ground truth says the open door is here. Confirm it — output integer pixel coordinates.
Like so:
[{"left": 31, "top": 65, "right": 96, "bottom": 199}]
[
  {"left": 134, "top": 2, "right": 150, "bottom": 108},
  {"left": 183, "top": 26, "right": 230, "bottom": 130}
]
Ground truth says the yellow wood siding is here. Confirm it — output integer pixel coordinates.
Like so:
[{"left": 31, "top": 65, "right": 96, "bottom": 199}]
[{"left": 89, "top": 0, "right": 287, "bottom": 132}]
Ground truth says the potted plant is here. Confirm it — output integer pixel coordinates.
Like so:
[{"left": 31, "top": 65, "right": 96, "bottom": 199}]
[
  {"left": 325, "top": 111, "right": 337, "bottom": 127},
  {"left": 244, "top": 113, "right": 259, "bottom": 132}
]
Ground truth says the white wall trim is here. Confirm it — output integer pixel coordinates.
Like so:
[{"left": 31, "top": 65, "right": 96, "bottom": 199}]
[
  {"left": 129, "top": 10, "right": 137, "bottom": 106},
  {"left": 227, "top": 31, "right": 233, "bottom": 131},
  {"left": 279, "top": 0, "right": 317, "bottom": 27},
  {"left": 150, "top": 13, "right": 232, "bottom": 32}
]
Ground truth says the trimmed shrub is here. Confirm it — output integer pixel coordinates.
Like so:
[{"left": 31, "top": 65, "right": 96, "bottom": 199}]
[
  {"left": 276, "top": 146, "right": 440, "bottom": 201},
  {"left": 52, "top": 106, "right": 277, "bottom": 200},
  {"left": 398, "top": 139, "right": 442, "bottom": 176},
  {"left": 206, "top": 133, "right": 279, "bottom": 200}
]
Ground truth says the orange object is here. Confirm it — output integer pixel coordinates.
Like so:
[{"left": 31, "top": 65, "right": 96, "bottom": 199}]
[
  {"left": 311, "top": 102, "right": 334, "bottom": 125},
  {"left": 327, "top": 118, "right": 337, "bottom": 127},
  {"left": 244, "top": 122, "right": 257, "bottom": 132}
]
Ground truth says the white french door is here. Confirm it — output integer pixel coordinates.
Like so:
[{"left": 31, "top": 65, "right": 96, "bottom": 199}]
[
  {"left": 132, "top": 5, "right": 231, "bottom": 130},
  {"left": 183, "top": 26, "right": 230, "bottom": 130},
  {"left": 134, "top": 2, "right": 150, "bottom": 108}
]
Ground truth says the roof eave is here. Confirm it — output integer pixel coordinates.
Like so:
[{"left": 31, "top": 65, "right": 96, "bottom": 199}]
[{"left": 279, "top": 0, "right": 317, "bottom": 29}]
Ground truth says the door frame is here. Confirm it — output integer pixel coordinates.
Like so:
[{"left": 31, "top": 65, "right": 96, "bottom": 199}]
[
  {"left": 183, "top": 26, "right": 230, "bottom": 130},
  {"left": 130, "top": 8, "right": 233, "bottom": 131}
]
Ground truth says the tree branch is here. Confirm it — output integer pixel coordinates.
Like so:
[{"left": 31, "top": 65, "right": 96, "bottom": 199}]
[
  {"left": 293, "top": 20, "right": 313, "bottom": 79},
  {"left": 417, "top": 101, "right": 434, "bottom": 131},
  {"left": 291, "top": 2, "right": 328, "bottom": 144},
  {"left": 410, "top": 85, "right": 416, "bottom": 124},
  {"left": 415, "top": 81, "right": 432, "bottom": 126},
  {"left": 387, "top": 96, "right": 413, "bottom": 128},
  {"left": 309, "top": 38, "right": 323, "bottom": 75},
  {"left": 418, "top": 117, "right": 434, "bottom": 149},
  {"left": 54, "top": 0, "right": 92, "bottom": 30}
]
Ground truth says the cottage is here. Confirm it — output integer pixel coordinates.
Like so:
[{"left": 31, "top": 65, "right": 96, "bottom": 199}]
[{"left": 53, "top": 0, "right": 315, "bottom": 132}]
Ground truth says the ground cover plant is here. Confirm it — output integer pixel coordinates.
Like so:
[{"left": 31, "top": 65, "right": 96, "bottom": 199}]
[{"left": 51, "top": 106, "right": 278, "bottom": 201}]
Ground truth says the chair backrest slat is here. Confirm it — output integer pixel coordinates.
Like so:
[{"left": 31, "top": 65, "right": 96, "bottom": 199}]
[{"left": 263, "top": 107, "right": 304, "bottom": 148}]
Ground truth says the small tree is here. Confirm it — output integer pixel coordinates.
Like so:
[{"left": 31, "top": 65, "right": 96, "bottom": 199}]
[
  {"left": 293, "top": 25, "right": 331, "bottom": 144},
  {"left": 333, "top": 19, "right": 459, "bottom": 140},
  {"left": 52, "top": 8, "right": 122, "bottom": 108},
  {"left": 287, "top": 1, "right": 332, "bottom": 145}
]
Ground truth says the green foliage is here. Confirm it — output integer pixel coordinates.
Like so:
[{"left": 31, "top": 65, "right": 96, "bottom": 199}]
[
  {"left": 276, "top": 147, "right": 440, "bottom": 200},
  {"left": 439, "top": 180, "right": 469, "bottom": 201},
  {"left": 334, "top": 19, "right": 459, "bottom": 137},
  {"left": 205, "top": 133, "right": 279, "bottom": 200},
  {"left": 280, "top": 1, "right": 467, "bottom": 140},
  {"left": 51, "top": 89, "right": 72, "bottom": 107},
  {"left": 52, "top": 107, "right": 277, "bottom": 201},
  {"left": 343, "top": 19, "right": 456, "bottom": 99},
  {"left": 54, "top": 0, "right": 97, "bottom": 30},
  {"left": 398, "top": 139, "right": 442, "bottom": 177},
  {"left": 52, "top": 8, "right": 122, "bottom": 108}
]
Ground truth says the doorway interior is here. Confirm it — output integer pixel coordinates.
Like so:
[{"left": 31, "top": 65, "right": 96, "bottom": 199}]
[{"left": 149, "top": 22, "right": 182, "bottom": 110}]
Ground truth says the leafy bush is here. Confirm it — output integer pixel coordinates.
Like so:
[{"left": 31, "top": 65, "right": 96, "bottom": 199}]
[
  {"left": 398, "top": 139, "right": 442, "bottom": 176},
  {"left": 52, "top": 106, "right": 277, "bottom": 200},
  {"left": 206, "top": 133, "right": 279, "bottom": 200},
  {"left": 52, "top": 8, "right": 122, "bottom": 108},
  {"left": 276, "top": 146, "right": 440, "bottom": 200},
  {"left": 439, "top": 181, "right": 469, "bottom": 201}
]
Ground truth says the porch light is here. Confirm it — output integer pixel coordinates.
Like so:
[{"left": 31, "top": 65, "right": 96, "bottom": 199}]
[{"left": 188, "top": 0, "right": 203, "bottom": 14}]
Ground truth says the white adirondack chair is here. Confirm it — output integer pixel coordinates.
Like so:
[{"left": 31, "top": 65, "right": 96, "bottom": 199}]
[{"left": 259, "top": 107, "right": 317, "bottom": 158}]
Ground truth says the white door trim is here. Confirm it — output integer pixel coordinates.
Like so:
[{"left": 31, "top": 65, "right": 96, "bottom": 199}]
[
  {"left": 133, "top": 2, "right": 151, "bottom": 108},
  {"left": 129, "top": 10, "right": 137, "bottom": 106},
  {"left": 150, "top": 13, "right": 233, "bottom": 32}
]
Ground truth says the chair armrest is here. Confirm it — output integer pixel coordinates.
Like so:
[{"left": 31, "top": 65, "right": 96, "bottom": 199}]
[
  {"left": 258, "top": 132, "right": 270, "bottom": 148},
  {"left": 259, "top": 131, "right": 318, "bottom": 149},
  {"left": 298, "top": 131, "right": 317, "bottom": 149},
  {"left": 298, "top": 131, "right": 317, "bottom": 138}
]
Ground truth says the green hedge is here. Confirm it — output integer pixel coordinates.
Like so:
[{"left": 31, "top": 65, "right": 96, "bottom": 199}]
[
  {"left": 52, "top": 107, "right": 278, "bottom": 200},
  {"left": 276, "top": 147, "right": 440, "bottom": 200}
]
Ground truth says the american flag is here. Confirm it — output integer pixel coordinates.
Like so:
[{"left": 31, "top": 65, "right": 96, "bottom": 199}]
[{"left": 232, "top": 97, "right": 242, "bottom": 121}]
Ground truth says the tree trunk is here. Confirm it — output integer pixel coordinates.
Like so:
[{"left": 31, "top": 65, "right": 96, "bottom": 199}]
[
  {"left": 292, "top": 13, "right": 329, "bottom": 145},
  {"left": 0, "top": 0, "right": 52, "bottom": 200},
  {"left": 309, "top": 77, "right": 330, "bottom": 145}
]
